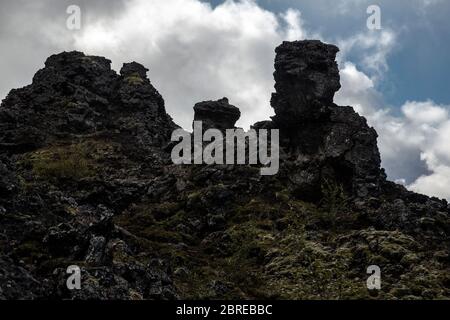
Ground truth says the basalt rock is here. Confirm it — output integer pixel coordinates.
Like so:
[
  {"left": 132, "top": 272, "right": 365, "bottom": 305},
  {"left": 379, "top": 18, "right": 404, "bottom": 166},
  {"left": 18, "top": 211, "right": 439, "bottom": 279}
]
[
  {"left": 0, "top": 51, "right": 177, "bottom": 154},
  {"left": 271, "top": 40, "right": 340, "bottom": 124},
  {"left": 120, "top": 61, "right": 149, "bottom": 79},
  {"left": 0, "top": 51, "right": 179, "bottom": 300}
]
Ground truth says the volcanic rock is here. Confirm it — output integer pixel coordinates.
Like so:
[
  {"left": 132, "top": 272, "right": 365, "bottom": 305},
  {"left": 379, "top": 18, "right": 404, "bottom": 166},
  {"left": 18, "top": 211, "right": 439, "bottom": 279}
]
[
  {"left": 271, "top": 40, "right": 341, "bottom": 124},
  {"left": 193, "top": 97, "right": 241, "bottom": 131},
  {"left": 268, "top": 40, "right": 382, "bottom": 199}
]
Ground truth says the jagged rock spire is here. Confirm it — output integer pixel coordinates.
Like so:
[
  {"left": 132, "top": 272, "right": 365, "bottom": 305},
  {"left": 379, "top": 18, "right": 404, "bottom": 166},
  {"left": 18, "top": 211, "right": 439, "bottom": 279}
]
[
  {"left": 267, "top": 40, "right": 382, "bottom": 198},
  {"left": 271, "top": 40, "right": 341, "bottom": 125}
]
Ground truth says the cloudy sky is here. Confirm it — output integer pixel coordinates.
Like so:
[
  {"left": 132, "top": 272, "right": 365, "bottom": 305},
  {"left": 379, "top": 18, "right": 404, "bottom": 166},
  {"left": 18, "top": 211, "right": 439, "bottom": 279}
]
[{"left": 1, "top": 0, "right": 450, "bottom": 199}]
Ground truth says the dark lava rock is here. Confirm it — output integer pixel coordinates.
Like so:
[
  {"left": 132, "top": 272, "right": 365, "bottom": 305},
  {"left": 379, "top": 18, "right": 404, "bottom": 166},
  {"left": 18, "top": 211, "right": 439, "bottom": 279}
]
[
  {"left": 120, "top": 61, "right": 149, "bottom": 79},
  {"left": 271, "top": 40, "right": 340, "bottom": 124},
  {"left": 0, "top": 256, "right": 48, "bottom": 299},
  {"left": 193, "top": 97, "right": 241, "bottom": 131},
  {"left": 267, "top": 40, "right": 382, "bottom": 199},
  {"left": 0, "top": 51, "right": 176, "bottom": 153}
]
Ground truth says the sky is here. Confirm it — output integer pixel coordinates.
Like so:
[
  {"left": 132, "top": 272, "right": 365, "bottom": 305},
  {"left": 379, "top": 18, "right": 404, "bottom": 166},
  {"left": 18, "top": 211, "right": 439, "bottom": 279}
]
[{"left": 0, "top": 0, "right": 449, "bottom": 199}]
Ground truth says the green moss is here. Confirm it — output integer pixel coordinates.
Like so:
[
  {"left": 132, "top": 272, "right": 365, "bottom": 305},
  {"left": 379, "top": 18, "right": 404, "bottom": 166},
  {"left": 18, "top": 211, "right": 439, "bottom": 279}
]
[
  {"left": 115, "top": 203, "right": 186, "bottom": 237},
  {"left": 232, "top": 197, "right": 279, "bottom": 223},
  {"left": 13, "top": 241, "right": 47, "bottom": 264},
  {"left": 39, "top": 258, "right": 86, "bottom": 274},
  {"left": 64, "top": 101, "right": 79, "bottom": 109},
  {"left": 153, "top": 202, "right": 182, "bottom": 220},
  {"left": 17, "top": 175, "right": 35, "bottom": 193},
  {"left": 28, "top": 143, "right": 94, "bottom": 180},
  {"left": 140, "top": 227, "right": 183, "bottom": 243},
  {"left": 114, "top": 202, "right": 193, "bottom": 258},
  {"left": 109, "top": 183, "right": 448, "bottom": 300},
  {"left": 320, "top": 179, "right": 349, "bottom": 219},
  {"left": 275, "top": 189, "right": 291, "bottom": 203},
  {"left": 187, "top": 191, "right": 201, "bottom": 200},
  {"left": 380, "top": 243, "right": 408, "bottom": 261},
  {"left": 125, "top": 72, "right": 144, "bottom": 85},
  {"left": 19, "top": 139, "right": 121, "bottom": 182}
]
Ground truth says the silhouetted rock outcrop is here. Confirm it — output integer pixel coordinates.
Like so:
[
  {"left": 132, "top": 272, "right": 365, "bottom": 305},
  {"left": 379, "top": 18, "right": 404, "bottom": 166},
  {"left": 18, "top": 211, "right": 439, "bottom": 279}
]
[
  {"left": 272, "top": 40, "right": 341, "bottom": 124},
  {"left": 0, "top": 51, "right": 176, "bottom": 154},
  {"left": 193, "top": 97, "right": 241, "bottom": 131},
  {"left": 265, "top": 40, "right": 382, "bottom": 200},
  {"left": 0, "top": 43, "right": 448, "bottom": 300}
]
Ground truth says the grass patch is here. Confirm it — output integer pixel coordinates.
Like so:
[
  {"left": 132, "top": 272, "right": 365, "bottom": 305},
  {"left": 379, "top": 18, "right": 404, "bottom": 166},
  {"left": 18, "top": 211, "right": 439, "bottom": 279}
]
[{"left": 28, "top": 143, "right": 94, "bottom": 180}]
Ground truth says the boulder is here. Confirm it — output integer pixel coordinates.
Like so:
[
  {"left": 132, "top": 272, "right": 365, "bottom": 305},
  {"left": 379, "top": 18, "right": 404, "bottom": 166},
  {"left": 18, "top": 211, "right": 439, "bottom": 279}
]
[{"left": 193, "top": 97, "right": 241, "bottom": 131}]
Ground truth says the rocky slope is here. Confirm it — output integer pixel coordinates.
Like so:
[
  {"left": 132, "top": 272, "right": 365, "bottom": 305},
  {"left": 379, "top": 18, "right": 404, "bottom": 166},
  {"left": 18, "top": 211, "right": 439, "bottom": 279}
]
[{"left": 0, "top": 41, "right": 449, "bottom": 300}]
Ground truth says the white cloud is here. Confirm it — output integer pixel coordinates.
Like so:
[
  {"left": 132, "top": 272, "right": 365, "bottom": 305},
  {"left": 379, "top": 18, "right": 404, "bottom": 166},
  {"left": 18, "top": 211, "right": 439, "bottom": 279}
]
[
  {"left": 337, "top": 65, "right": 450, "bottom": 199},
  {"left": 410, "top": 164, "right": 450, "bottom": 199},
  {"left": 335, "top": 61, "right": 380, "bottom": 115},
  {"left": 282, "top": 9, "right": 305, "bottom": 41},
  {"left": 378, "top": 102, "right": 450, "bottom": 200},
  {"left": 336, "top": 29, "right": 397, "bottom": 81},
  {"left": 71, "top": 0, "right": 306, "bottom": 130},
  {"left": 402, "top": 100, "right": 448, "bottom": 124},
  {"left": 421, "top": 0, "right": 445, "bottom": 7},
  {"left": 334, "top": 29, "right": 450, "bottom": 200}
]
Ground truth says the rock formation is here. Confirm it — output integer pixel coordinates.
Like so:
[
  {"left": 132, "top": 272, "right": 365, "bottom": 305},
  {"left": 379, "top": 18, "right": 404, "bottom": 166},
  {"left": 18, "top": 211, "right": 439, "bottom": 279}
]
[
  {"left": 193, "top": 97, "right": 241, "bottom": 131},
  {"left": 0, "top": 52, "right": 177, "bottom": 153},
  {"left": 272, "top": 40, "right": 341, "bottom": 123},
  {"left": 269, "top": 41, "right": 383, "bottom": 200},
  {"left": 0, "top": 42, "right": 448, "bottom": 300}
]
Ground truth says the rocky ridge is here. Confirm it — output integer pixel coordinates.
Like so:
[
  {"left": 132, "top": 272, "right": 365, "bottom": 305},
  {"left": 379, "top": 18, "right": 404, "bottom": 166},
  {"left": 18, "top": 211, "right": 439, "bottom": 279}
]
[{"left": 0, "top": 41, "right": 448, "bottom": 300}]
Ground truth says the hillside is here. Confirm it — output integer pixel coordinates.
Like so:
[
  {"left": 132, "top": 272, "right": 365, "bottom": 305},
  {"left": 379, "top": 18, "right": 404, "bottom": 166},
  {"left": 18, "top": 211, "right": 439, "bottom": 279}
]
[{"left": 0, "top": 40, "right": 448, "bottom": 299}]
